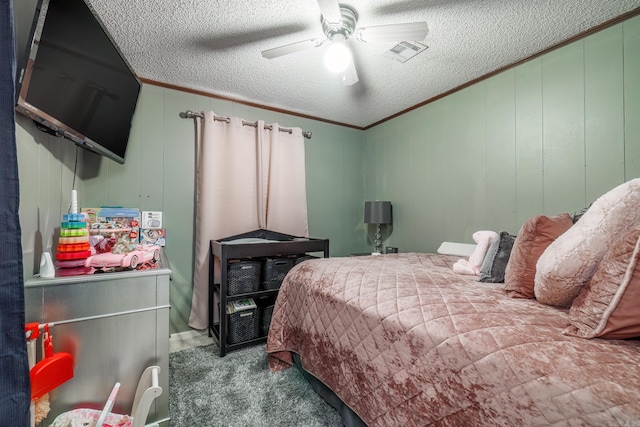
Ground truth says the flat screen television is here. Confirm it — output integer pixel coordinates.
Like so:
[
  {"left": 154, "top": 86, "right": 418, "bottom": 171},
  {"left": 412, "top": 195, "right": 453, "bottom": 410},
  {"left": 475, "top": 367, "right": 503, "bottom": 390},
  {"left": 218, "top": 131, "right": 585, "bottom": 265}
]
[{"left": 16, "top": 0, "right": 141, "bottom": 164}]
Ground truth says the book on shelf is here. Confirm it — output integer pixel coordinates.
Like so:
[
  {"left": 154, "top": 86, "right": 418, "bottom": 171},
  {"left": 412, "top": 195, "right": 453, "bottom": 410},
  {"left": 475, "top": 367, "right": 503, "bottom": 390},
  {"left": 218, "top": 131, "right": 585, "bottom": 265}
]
[{"left": 226, "top": 298, "right": 257, "bottom": 314}]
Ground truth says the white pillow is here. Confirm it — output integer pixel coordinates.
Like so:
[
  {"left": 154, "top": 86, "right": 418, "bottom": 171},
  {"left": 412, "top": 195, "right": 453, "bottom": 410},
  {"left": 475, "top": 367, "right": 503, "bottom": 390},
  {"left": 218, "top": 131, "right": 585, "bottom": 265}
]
[
  {"left": 534, "top": 178, "right": 640, "bottom": 307},
  {"left": 437, "top": 242, "right": 477, "bottom": 257},
  {"left": 452, "top": 231, "right": 498, "bottom": 276}
]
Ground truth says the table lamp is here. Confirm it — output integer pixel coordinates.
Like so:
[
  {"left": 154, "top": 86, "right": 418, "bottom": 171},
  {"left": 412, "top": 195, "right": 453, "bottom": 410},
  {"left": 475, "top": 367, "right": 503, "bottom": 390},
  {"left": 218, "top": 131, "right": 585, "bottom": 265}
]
[{"left": 364, "top": 201, "right": 392, "bottom": 255}]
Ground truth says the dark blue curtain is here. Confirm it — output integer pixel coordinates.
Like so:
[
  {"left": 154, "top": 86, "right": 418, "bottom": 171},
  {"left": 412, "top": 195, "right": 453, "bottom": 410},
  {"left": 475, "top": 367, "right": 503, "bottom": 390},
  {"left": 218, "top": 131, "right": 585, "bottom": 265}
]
[{"left": 0, "top": 0, "right": 30, "bottom": 425}]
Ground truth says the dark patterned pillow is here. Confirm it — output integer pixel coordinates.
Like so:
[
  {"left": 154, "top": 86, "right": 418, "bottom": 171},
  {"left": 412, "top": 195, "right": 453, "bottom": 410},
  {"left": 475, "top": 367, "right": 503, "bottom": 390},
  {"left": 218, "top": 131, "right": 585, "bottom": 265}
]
[
  {"left": 478, "top": 231, "right": 516, "bottom": 283},
  {"left": 571, "top": 203, "right": 592, "bottom": 223}
]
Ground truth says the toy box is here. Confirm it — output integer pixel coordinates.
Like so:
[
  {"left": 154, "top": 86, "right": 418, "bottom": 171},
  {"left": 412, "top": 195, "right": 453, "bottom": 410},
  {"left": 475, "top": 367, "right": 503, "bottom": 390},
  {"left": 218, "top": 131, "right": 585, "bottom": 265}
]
[
  {"left": 85, "top": 208, "right": 141, "bottom": 250},
  {"left": 140, "top": 228, "right": 166, "bottom": 247},
  {"left": 141, "top": 211, "right": 163, "bottom": 229}
]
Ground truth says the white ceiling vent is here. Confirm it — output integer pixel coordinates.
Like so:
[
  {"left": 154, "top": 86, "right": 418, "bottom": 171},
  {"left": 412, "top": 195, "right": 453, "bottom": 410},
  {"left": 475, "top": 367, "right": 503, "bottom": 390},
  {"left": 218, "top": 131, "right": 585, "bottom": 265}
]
[{"left": 382, "top": 41, "right": 428, "bottom": 63}]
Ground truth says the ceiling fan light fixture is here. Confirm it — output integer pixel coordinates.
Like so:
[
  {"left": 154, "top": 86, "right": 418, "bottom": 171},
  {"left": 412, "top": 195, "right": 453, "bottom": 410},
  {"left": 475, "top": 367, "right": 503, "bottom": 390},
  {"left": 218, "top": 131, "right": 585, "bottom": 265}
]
[
  {"left": 324, "top": 37, "right": 351, "bottom": 73},
  {"left": 356, "top": 22, "right": 429, "bottom": 43},
  {"left": 343, "top": 59, "right": 359, "bottom": 86},
  {"left": 261, "top": 1, "right": 428, "bottom": 87}
]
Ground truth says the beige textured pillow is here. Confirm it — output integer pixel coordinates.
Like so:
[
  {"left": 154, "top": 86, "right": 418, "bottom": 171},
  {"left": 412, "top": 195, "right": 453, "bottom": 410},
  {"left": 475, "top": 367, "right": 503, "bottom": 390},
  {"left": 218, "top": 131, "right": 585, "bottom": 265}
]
[
  {"left": 503, "top": 214, "right": 573, "bottom": 298},
  {"left": 564, "top": 226, "right": 640, "bottom": 339},
  {"left": 535, "top": 178, "right": 640, "bottom": 307}
]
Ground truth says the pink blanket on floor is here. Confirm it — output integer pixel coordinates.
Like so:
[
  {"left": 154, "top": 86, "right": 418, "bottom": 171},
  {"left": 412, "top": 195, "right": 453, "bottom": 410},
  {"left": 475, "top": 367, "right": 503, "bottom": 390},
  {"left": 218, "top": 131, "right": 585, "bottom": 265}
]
[{"left": 267, "top": 252, "right": 640, "bottom": 426}]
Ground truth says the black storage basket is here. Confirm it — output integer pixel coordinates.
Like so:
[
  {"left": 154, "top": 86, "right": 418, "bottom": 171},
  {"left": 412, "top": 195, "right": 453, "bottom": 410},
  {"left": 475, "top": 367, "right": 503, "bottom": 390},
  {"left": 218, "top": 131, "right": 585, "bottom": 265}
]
[
  {"left": 254, "top": 295, "right": 277, "bottom": 337},
  {"left": 227, "top": 308, "right": 259, "bottom": 344},
  {"left": 227, "top": 260, "right": 261, "bottom": 295},
  {"left": 262, "top": 258, "right": 294, "bottom": 290},
  {"left": 259, "top": 304, "right": 275, "bottom": 337}
]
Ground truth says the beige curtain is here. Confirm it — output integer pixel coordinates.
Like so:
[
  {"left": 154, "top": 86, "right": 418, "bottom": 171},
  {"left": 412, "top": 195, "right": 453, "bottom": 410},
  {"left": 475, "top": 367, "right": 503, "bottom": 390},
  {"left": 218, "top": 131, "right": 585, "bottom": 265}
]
[{"left": 188, "top": 112, "right": 308, "bottom": 330}]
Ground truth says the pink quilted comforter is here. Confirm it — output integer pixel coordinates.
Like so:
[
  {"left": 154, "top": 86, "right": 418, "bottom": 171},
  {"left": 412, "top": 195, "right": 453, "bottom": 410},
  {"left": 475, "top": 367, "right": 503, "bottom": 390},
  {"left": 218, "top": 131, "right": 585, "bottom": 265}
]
[{"left": 267, "top": 252, "right": 640, "bottom": 426}]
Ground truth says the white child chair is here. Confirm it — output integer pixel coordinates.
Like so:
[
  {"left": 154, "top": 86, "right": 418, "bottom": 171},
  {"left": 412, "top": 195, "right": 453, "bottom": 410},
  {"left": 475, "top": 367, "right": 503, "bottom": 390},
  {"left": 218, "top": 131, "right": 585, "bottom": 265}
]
[
  {"left": 130, "top": 366, "right": 163, "bottom": 427},
  {"left": 50, "top": 366, "right": 163, "bottom": 427}
]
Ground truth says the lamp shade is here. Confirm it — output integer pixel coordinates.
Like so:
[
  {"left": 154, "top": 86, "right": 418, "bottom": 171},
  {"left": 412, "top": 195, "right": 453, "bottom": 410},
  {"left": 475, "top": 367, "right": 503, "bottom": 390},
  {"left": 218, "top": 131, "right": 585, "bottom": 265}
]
[{"left": 364, "top": 201, "right": 392, "bottom": 224}]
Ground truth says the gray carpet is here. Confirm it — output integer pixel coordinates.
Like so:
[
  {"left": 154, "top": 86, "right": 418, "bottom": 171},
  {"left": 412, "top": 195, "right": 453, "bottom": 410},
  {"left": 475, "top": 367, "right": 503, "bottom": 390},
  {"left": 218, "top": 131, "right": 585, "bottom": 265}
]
[{"left": 169, "top": 343, "right": 343, "bottom": 426}]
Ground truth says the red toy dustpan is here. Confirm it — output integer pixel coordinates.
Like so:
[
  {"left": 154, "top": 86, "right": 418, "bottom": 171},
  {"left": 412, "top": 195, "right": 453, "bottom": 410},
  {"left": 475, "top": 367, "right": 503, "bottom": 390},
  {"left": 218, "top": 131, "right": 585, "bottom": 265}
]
[{"left": 30, "top": 324, "right": 74, "bottom": 401}]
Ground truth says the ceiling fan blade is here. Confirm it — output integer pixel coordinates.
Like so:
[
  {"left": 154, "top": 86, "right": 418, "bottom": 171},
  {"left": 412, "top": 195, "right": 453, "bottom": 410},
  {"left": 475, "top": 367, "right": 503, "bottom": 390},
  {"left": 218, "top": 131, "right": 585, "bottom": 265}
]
[
  {"left": 342, "top": 58, "right": 359, "bottom": 86},
  {"left": 316, "top": 0, "right": 342, "bottom": 25},
  {"left": 261, "top": 38, "right": 325, "bottom": 59},
  {"left": 355, "top": 22, "right": 429, "bottom": 43}
]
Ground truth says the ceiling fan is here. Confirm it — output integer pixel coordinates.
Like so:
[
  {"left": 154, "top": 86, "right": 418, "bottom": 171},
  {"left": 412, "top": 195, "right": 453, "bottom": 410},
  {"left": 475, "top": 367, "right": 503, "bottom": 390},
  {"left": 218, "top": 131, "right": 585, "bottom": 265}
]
[{"left": 261, "top": 0, "right": 429, "bottom": 86}]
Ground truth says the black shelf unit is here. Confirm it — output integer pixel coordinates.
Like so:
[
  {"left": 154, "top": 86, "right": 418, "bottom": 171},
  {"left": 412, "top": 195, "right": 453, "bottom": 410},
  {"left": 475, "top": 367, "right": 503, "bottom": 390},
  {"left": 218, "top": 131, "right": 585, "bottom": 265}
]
[{"left": 208, "top": 229, "right": 329, "bottom": 356}]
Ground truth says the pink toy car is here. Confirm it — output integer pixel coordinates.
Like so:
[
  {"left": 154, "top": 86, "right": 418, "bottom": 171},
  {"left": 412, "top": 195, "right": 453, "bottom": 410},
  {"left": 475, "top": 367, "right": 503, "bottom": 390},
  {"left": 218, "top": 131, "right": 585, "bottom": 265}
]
[{"left": 85, "top": 245, "right": 160, "bottom": 270}]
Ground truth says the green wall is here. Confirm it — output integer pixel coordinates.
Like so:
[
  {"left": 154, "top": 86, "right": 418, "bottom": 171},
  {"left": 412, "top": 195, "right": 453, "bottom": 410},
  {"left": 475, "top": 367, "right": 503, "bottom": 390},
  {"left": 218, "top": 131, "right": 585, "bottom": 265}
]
[
  {"left": 17, "top": 14, "right": 640, "bottom": 334},
  {"left": 365, "top": 15, "right": 640, "bottom": 255},
  {"left": 16, "top": 115, "right": 79, "bottom": 277},
  {"left": 17, "top": 86, "right": 366, "bottom": 334}
]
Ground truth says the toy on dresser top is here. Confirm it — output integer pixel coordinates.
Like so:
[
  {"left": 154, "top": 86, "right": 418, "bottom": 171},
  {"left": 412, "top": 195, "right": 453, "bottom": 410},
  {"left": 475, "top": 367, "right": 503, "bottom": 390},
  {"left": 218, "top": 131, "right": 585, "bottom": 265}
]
[
  {"left": 140, "top": 228, "right": 166, "bottom": 247},
  {"left": 140, "top": 211, "right": 166, "bottom": 247},
  {"left": 54, "top": 213, "right": 93, "bottom": 276},
  {"left": 84, "top": 244, "right": 161, "bottom": 271},
  {"left": 82, "top": 208, "right": 162, "bottom": 272},
  {"left": 83, "top": 208, "right": 167, "bottom": 247},
  {"left": 56, "top": 214, "right": 90, "bottom": 259},
  {"left": 84, "top": 207, "right": 141, "bottom": 246},
  {"left": 54, "top": 207, "right": 162, "bottom": 276}
]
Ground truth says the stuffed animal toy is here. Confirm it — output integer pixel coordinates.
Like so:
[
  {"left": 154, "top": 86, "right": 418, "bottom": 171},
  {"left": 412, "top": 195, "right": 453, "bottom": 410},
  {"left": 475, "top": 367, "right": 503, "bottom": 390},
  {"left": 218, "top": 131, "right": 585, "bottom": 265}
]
[{"left": 453, "top": 230, "right": 498, "bottom": 276}]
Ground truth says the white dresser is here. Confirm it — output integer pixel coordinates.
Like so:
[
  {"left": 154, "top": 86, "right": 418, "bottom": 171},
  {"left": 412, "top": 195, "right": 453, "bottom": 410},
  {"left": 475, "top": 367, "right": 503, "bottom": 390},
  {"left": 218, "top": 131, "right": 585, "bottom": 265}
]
[{"left": 24, "top": 264, "right": 171, "bottom": 426}]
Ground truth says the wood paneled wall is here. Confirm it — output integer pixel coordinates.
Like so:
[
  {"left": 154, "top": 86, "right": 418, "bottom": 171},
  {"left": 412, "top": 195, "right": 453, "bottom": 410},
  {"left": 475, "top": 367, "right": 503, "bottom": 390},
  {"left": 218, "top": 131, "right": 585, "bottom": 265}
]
[{"left": 364, "top": 16, "right": 640, "bottom": 254}]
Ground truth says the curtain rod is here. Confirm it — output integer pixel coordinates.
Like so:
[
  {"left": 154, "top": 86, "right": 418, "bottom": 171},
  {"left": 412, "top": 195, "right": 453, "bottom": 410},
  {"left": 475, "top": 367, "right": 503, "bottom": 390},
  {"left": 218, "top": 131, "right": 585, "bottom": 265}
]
[{"left": 179, "top": 110, "right": 312, "bottom": 139}]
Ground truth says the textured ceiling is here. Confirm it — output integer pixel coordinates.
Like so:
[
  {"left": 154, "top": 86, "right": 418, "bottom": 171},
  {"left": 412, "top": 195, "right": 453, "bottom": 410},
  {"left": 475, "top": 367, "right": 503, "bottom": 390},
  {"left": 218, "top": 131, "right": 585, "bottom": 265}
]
[{"left": 85, "top": 0, "right": 640, "bottom": 128}]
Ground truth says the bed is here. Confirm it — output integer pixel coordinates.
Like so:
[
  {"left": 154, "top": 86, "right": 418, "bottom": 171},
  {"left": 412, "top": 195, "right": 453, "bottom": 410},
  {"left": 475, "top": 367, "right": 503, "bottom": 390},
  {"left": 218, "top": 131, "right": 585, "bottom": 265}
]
[{"left": 266, "top": 179, "right": 640, "bottom": 426}]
